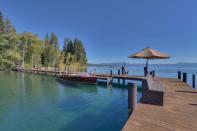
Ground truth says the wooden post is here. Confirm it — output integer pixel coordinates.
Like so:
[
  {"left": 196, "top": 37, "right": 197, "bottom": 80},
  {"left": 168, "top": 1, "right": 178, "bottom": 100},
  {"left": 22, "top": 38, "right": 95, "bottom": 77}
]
[
  {"left": 118, "top": 69, "right": 120, "bottom": 84},
  {"left": 144, "top": 67, "right": 147, "bottom": 76},
  {"left": 94, "top": 68, "right": 96, "bottom": 76},
  {"left": 107, "top": 77, "right": 113, "bottom": 86},
  {"left": 123, "top": 79, "right": 125, "bottom": 85},
  {"left": 183, "top": 73, "right": 187, "bottom": 83},
  {"left": 121, "top": 66, "right": 124, "bottom": 75},
  {"left": 152, "top": 70, "right": 155, "bottom": 77},
  {"left": 178, "top": 71, "right": 181, "bottom": 80},
  {"left": 110, "top": 70, "right": 113, "bottom": 76},
  {"left": 68, "top": 68, "right": 70, "bottom": 74},
  {"left": 128, "top": 83, "right": 137, "bottom": 116},
  {"left": 45, "top": 68, "right": 47, "bottom": 75},
  {"left": 55, "top": 70, "right": 58, "bottom": 76},
  {"left": 192, "top": 74, "right": 195, "bottom": 89}
]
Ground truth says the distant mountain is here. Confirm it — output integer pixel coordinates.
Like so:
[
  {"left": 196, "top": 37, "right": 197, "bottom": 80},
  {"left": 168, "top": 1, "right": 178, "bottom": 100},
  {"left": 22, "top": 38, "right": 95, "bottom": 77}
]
[
  {"left": 88, "top": 62, "right": 149, "bottom": 68},
  {"left": 88, "top": 62, "right": 131, "bottom": 67}
]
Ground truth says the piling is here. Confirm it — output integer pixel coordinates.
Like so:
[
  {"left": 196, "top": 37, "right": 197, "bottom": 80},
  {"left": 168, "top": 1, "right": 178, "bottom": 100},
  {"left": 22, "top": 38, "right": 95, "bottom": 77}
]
[
  {"left": 144, "top": 67, "right": 147, "bottom": 76},
  {"left": 121, "top": 66, "right": 125, "bottom": 75},
  {"left": 152, "top": 70, "right": 155, "bottom": 77},
  {"left": 178, "top": 71, "right": 182, "bottom": 80},
  {"left": 45, "top": 69, "right": 47, "bottom": 75},
  {"left": 123, "top": 79, "right": 125, "bottom": 85},
  {"left": 118, "top": 69, "right": 120, "bottom": 84},
  {"left": 183, "top": 73, "right": 187, "bottom": 83},
  {"left": 192, "top": 74, "right": 195, "bottom": 89},
  {"left": 94, "top": 69, "right": 96, "bottom": 76},
  {"left": 68, "top": 68, "right": 70, "bottom": 74},
  {"left": 107, "top": 77, "right": 113, "bottom": 87},
  {"left": 110, "top": 70, "right": 113, "bottom": 76},
  {"left": 128, "top": 83, "right": 137, "bottom": 117}
]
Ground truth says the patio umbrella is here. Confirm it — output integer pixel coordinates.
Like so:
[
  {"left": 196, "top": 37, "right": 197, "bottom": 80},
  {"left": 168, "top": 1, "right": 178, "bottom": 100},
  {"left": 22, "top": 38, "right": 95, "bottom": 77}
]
[{"left": 128, "top": 47, "right": 170, "bottom": 75}]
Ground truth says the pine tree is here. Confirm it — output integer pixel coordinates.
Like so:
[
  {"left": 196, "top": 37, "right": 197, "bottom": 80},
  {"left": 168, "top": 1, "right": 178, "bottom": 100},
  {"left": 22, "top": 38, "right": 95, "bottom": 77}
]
[
  {"left": 63, "top": 38, "right": 70, "bottom": 54},
  {"left": 4, "top": 18, "right": 14, "bottom": 33},
  {"left": 73, "top": 38, "right": 87, "bottom": 65},
  {"left": 0, "top": 11, "right": 5, "bottom": 35},
  {"left": 63, "top": 38, "right": 72, "bottom": 63},
  {"left": 49, "top": 32, "right": 59, "bottom": 49},
  {"left": 41, "top": 34, "right": 50, "bottom": 67},
  {"left": 44, "top": 33, "right": 49, "bottom": 48},
  {"left": 67, "top": 40, "right": 75, "bottom": 54}
]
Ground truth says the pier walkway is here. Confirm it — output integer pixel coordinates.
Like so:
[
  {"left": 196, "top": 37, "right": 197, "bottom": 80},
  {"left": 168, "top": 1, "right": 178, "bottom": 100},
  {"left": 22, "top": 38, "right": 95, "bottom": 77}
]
[
  {"left": 123, "top": 78, "right": 197, "bottom": 131},
  {"left": 95, "top": 74, "right": 146, "bottom": 81}
]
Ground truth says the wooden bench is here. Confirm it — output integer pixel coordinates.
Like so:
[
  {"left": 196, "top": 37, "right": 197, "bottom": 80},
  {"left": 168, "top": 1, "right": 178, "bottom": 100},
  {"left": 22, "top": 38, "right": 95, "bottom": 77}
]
[{"left": 141, "top": 75, "right": 164, "bottom": 106}]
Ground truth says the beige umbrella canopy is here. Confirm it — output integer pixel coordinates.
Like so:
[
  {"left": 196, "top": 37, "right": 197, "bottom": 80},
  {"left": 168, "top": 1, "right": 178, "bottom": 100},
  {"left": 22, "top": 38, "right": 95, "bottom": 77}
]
[{"left": 128, "top": 47, "right": 170, "bottom": 74}]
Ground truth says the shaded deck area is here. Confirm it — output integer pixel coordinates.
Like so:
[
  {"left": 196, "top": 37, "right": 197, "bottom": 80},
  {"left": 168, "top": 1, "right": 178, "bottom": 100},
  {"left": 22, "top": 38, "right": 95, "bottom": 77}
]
[{"left": 123, "top": 78, "right": 197, "bottom": 131}]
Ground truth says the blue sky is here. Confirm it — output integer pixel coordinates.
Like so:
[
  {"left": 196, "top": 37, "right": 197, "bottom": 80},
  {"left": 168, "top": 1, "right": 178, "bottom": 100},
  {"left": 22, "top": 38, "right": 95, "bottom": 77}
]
[{"left": 0, "top": 0, "right": 197, "bottom": 64}]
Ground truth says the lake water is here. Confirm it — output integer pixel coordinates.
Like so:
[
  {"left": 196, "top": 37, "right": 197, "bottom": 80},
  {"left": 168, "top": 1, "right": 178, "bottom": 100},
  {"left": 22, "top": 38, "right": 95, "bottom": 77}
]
[
  {"left": 0, "top": 71, "right": 141, "bottom": 131},
  {"left": 0, "top": 64, "right": 196, "bottom": 131}
]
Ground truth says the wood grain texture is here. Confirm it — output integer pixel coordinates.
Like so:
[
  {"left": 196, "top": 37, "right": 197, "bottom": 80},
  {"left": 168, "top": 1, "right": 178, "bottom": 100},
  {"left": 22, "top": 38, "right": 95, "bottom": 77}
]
[{"left": 123, "top": 78, "right": 197, "bottom": 131}]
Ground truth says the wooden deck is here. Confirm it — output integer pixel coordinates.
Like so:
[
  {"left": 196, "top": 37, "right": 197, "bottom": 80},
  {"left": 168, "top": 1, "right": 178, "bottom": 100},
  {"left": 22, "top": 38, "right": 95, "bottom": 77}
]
[
  {"left": 12, "top": 68, "right": 62, "bottom": 73},
  {"left": 94, "top": 74, "right": 146, "bottom": 81},
  {"left": 123, "top": 78, "right": 197, "bottom": 131}
]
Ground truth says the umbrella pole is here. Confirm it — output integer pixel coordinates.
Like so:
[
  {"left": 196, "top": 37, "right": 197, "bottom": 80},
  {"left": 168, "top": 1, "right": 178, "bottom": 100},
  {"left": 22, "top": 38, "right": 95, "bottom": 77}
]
[
  {"left": 146, "top": 58, "right": 148, "bottom": 70},
  {"left": 146, "top": 58, "right": 148, "bottom": 76}
]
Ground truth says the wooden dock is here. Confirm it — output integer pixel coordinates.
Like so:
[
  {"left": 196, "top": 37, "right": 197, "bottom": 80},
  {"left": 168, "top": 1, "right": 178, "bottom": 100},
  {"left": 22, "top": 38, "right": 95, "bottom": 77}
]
[
  {"left": 94, "top": 74, "right": 146, "bottom": 86},
  {"left": 123, "top": 78, "right": 197, "bottom": 131},
  {"left": 94, "top": 73, "right": 146, "bottom": 84},
  {"left": 12, "top": 68, "right": 64, "bottom": 76},
  {"left": 95, "top": 74, "right": 145, "bottom": 81}
]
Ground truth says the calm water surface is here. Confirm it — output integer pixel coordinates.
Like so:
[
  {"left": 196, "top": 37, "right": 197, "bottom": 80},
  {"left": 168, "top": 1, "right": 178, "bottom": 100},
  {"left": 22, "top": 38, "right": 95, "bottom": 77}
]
[{"left": 0, "top": 71, "right": 141, "bottom": 131}]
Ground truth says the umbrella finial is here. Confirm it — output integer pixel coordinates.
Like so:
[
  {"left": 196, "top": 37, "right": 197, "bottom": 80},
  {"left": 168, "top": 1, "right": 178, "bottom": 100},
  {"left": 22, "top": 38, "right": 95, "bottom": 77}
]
[{"left": 143, "top": 46, "right": 150, "bottom": 50}]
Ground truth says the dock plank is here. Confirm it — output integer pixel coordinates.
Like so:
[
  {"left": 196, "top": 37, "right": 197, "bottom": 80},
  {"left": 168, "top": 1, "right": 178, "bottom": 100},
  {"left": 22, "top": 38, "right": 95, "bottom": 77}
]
[
  {"left": 123, "top": 78, "right": 197, "bottom": 131},
  {"left": 94, "top": 74, "right": 145, "bottom": 81}
]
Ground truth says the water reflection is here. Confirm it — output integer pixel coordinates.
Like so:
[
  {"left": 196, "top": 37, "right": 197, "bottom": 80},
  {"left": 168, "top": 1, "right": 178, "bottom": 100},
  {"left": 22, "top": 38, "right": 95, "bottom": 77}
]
[{"left": 0, "top": 72, "right": 140, "bottom": 131}]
